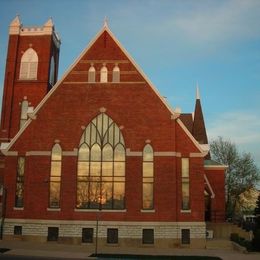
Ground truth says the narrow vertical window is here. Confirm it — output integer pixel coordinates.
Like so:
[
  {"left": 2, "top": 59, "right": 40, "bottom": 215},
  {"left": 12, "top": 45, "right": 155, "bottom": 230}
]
[
  {"left": 142, "top": 229, "right": 154, "bottom": 244},
  {"left": 142, "top": 144, "right": 154, "bottom": 210},
  {"left": 19, "top": 48, "right": 38, "bottom": 80},
  {"left": 82, "top": 228, "right": 94, "bottom": 243},
  {"left": 20, "top": 100, "right": 29, "bottom": 128},
  {"left": 49, "top": 144, "right": 62, "bottom": 208},
  {"left": 15, "top": 157, "right": 25, "bottom": 208},
  {"left": 181, "top": 229, "right": 190, "bottom": 244},
  {"left": 112, "top": 65, "right": 120, "bottom": 83},
  {"left": 88, "top": 65, "right": 96, "bottom": 83},
  {"left": 107, "top": 228, "right": 118, "bottom": 244},
  {"left": 100, "top": 65, "right": 108, "bottom": 83},
  {"left": 47, "top": 227, "right": 59, "bottom": 241},
  {"left": 181, "top": 158, "right": 190, "bottom": 210}
]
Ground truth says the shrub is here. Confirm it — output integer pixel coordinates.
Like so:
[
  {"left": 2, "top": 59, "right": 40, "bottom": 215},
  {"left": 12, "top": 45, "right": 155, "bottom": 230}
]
[{"left": 230, "top": 233, "right": 239, "bottom": 242}]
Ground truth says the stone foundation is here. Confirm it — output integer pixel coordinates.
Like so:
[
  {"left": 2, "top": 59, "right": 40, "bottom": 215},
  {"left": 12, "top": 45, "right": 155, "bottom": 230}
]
[{"left": 3, "top": 219, "right": 206, "bottom": 249}]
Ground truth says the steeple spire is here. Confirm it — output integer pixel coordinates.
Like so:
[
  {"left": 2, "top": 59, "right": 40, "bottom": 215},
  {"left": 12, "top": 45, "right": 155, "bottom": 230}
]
[{"left": 192, "top": 86, "right": 210, "bottom": 158}]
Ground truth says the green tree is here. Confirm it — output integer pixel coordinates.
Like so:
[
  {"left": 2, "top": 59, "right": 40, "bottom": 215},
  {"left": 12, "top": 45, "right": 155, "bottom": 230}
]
[{"left": 210, "top": 137, "right": 260, "bottom": 219}]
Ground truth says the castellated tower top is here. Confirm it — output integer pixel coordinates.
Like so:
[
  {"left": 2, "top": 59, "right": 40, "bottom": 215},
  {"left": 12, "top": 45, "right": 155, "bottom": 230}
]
[{"left": 9, "top": 16, "right": 60, "bottom": 47}]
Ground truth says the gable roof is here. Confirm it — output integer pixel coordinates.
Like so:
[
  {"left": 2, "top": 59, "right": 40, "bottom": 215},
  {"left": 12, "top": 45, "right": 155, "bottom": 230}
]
[{"left": 1, "top": 22, "right": 206, "bottom": 155}]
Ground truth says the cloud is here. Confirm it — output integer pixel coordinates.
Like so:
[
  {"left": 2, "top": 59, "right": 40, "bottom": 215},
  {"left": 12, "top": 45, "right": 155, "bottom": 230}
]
[
  {"left": 208, "top": 111, "right": 260, "bottom": 144},
  {"left": 208, "top": 110, "right": 260, "bottom": 166},
  {"left": 171, "top": 0, "right": 260, "bottom": 45}
]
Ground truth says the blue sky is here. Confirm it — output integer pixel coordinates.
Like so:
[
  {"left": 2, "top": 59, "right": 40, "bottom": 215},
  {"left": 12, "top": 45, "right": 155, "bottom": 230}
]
[{"left": 0, "top": 0, "right": 260, "bottom": 169}]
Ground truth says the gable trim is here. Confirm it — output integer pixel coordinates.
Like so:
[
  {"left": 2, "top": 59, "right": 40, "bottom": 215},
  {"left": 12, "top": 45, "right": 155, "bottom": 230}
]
[{"left": 204, "top": 174, "right": 215, "bottom": 199}]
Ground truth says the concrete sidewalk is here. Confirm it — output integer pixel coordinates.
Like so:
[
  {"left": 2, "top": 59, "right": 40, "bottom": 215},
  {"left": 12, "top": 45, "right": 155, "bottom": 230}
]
[{"left": 0, "top": 240, "right": 260, "bottom": 259}]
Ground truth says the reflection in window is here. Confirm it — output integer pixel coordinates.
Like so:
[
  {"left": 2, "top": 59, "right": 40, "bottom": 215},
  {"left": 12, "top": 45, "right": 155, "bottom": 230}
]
[
  {"left": 88, "top": 65, "right": 95, "bottom": 83},
  {"left": 77, "top": 113, "right": 125, "bottom": 210},
  {"left": 20, "top": 100, "right": 29, "bottom": 128},
  {"left": 19, "top": 48, "right": 38, "bottom": 80},
  {"left": 112, "top": 65, "right": 120, "bottom": 83},
  {"left": 100, "top": 65, "right": 108, "bottom": 83},
  {"left": 181, "top": 158, "right": 190, "bottom": 210},
  {"left": 15, "top": 157, "right": 25, "bottom": 207},
  {"left": 49, "top": 144, "right": 62, "bottom": 208},
  {"left": 142, "top": 144, "right": 154, "bottom": 210}
]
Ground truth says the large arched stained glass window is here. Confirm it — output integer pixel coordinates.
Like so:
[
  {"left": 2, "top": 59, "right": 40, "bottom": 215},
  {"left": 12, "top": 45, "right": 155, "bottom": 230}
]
[{"left": 77, "top": 113, "right": 125, "bottom": 210}]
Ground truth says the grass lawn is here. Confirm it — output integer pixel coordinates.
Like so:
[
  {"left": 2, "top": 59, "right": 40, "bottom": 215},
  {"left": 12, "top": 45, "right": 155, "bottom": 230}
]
[{"left": 92, "top": 254, "right": 222, "bottom": 260}]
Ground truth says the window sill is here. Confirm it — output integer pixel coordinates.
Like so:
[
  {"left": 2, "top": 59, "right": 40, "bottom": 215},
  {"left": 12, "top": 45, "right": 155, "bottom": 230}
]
[
  {"left": 141, "top": 209, "right": 155, "bottom": 213},
  {"left": 181, "top": 209, "right": 191, "bottom": 213},
  {"left": 13, "top": 207, "right": 24, "bottom": 211},
  {"left": 74, "top": 208, "right": 126, "bottom": 213},
  {"left": 47, "top": 208, "right": 61, "bottom": 211}
]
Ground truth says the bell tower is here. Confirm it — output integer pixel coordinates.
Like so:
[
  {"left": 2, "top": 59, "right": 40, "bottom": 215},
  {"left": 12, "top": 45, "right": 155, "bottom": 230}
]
[{"left": 0, "top": 16, "right": 61, "bottom": 142}]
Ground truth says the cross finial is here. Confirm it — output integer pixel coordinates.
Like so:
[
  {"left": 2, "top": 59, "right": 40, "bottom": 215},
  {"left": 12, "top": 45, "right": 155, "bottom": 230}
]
[
  {"left": 104, "top": 16, "right": 108, "bottom": 28},
  {"left": 196, "top": 82, "right": 200, "bottom": 100}
]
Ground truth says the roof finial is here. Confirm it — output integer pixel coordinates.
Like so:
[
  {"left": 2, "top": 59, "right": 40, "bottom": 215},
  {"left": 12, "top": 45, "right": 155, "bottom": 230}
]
[
  {"left": 104, "top": 16, "right": 108, "bottom": 28},
  {"left": 196, "top": 82, "right": 200, "bottom": 100}
]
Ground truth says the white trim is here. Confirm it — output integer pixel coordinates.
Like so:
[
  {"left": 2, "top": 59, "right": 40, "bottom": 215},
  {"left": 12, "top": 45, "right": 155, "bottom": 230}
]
[
  {"left": 126, "top": 149, "right": 142, "bottom": 156},
  {"left": 189, "top": 152, "right": 207, "bottom": 158},
  {"left": 204, "top": 174, "right": 215, "bottom": 199},
  {"left": 181, "top": 210, "right": 191, "bottom": 213},
  {"left": 2, "top": 151, "right": 18, "bottom": 156},
  {"left": 154, "top": 151, "right": 181, "bottom": 157},
  {"left": 74, "top": 209, "right": 127, "bottom": 213},
  {"left": 4, "top": 218, "right": 205, "bottom": 226},
  {"left": 62, "top": 149, "right": 78, "bottom": 156},
  {"left": 13, "top": 207, "right": 24, "bottom": 211},
  {"left": 26, "top": 151, "right": 51, "bottom": 156},
  {"left": 140, "top": 209, "right": 155, "bottom": 213},
  {"left": 47, "top": 208, "right": 61, "bottom": 212}
]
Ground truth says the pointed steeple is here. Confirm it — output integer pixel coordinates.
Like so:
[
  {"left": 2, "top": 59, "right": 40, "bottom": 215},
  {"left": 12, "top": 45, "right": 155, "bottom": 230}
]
[{"left": 192, "top": 86, "right": 209, "bottom": 156}]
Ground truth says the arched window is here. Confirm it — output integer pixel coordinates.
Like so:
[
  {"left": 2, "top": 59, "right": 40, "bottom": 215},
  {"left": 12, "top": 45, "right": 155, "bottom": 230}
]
[
  {"left": 19, "top": 48, "right": 38, "bottom": 80},
  {"left": 100, "top": 65, "right": 108, "bottom": 83},
  {"left": 49, "top": 56, "right": 55, "bottom": 86},
  {"left": 142, "top": 144, "right": 154, "bottom": 210},
  {"left": 20, "top": 100, "right": 29, "bottom": 128},
  {"left": 112, "top": 65, "right": 120, "bottom": 83},
  {"left": 77, "top": 113, "right": 125, "bottom": 209},
  {"left": 88, "top": 65, "right": 96, "bottom": 83},
  {"left": 49, "top": 144, "right": 62, "bottom": 208}
]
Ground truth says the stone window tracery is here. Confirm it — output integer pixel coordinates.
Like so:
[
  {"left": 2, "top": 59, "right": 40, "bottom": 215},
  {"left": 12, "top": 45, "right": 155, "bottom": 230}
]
[
  {"left": 77, "top": 113, "right": 125, "bottom": 209},
  {"left": 19, "top": 48, "right": 38, "bottom": 80}
]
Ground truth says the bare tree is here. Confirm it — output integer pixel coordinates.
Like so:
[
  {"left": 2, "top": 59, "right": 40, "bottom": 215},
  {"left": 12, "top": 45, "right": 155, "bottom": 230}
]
[{"left": 210, "top": 137, "right": 260, "bottom": 219}]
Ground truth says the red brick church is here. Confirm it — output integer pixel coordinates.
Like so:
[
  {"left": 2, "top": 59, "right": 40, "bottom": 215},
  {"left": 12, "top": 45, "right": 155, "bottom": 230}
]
[{"left": 0, "top": 16, "right": 226, "bottom": 248}]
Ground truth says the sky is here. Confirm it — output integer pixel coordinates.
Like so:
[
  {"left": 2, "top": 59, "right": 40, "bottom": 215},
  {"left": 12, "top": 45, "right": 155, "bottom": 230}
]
[{"left": 0, "top": 0, "right": 260, "bottom": 171}]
